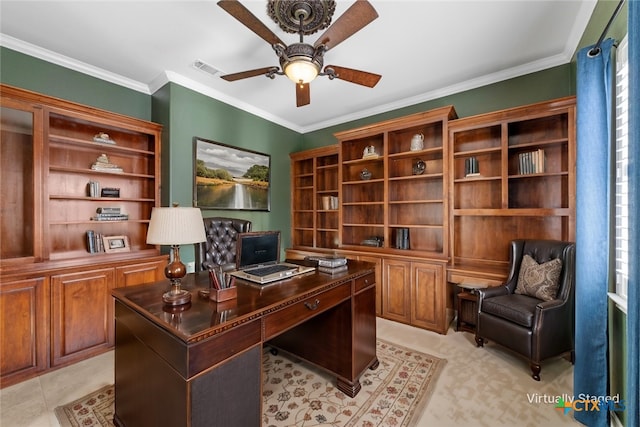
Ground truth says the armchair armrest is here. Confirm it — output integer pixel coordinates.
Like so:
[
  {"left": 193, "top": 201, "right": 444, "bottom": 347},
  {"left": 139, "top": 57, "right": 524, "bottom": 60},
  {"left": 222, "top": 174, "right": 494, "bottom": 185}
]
[
  {"left": 532, "top": 298, "right": 573, "bottom": 352},
  {"left": 536, "top": 299, "right": 564, "bottom": 310},
  {"left": 476, "top": 285, "right": 510, "bottom": 311},
  {"left": 477, "top": 285, "right": 509, "bottom": 300}
]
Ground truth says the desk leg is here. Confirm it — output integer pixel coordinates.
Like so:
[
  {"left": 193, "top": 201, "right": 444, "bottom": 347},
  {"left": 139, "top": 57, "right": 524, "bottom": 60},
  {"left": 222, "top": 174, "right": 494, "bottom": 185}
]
[{"left": 336, "top": 356, "right": 379, "bottom": 397}]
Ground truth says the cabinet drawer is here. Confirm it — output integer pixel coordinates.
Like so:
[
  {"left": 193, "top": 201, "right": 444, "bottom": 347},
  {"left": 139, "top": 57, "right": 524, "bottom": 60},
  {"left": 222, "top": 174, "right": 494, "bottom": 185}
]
[
  {"left": 264, "top": 283, "right": 351, "bottom": 339},
  {"left": 354, "top": 273, "right": 375, "bottom": 293}
]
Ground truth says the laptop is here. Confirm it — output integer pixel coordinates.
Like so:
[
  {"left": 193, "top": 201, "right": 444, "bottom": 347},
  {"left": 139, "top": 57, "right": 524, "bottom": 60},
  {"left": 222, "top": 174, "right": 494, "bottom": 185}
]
[{"left": 229, "top": 231, "right": 315, "bottom": 284}]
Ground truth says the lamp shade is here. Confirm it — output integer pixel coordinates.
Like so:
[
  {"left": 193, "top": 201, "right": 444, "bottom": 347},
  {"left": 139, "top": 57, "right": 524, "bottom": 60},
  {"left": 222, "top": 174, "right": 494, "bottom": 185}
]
[
  {"left": 284, "top": 57, "right": 319, "bottom": 84},
  {"left": 146, "top": 207, "right": 206, "bottom": 245}
]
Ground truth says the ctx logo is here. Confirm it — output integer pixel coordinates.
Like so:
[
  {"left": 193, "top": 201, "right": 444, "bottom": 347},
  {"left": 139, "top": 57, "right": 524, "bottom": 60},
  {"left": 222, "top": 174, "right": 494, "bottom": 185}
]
[{"left": 555, "top": 398, "right": 626, "bottom": 415}]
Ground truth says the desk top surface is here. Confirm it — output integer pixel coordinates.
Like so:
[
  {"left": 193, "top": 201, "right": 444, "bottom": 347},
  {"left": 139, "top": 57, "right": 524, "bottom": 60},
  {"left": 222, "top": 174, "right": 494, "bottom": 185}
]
[{"left": 112, "top": 261, "right": 374, "bottom": 343}]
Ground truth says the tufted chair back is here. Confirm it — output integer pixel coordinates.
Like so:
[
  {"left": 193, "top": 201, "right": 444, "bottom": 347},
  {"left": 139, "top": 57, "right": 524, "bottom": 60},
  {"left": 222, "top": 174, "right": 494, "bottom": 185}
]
[{"left": 195, "top": 217, "right": 252, "bottom": 272}]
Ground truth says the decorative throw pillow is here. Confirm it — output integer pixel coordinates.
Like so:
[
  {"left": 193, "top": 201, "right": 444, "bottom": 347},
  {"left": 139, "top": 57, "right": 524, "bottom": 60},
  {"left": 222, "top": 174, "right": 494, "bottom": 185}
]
[{"left": 515, "top": 254, "right": 563, "bottom": 301}]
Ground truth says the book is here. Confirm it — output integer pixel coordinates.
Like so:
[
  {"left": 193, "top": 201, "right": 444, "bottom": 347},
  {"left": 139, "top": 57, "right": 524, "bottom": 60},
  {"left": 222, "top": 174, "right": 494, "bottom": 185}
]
[
  {"left": 464, "top": 156, "right": 479, "bottom": 177},
  {"left": 305, "top": 255, "right": 348, "bottom": 268},
  {"left": 86, "top": 230, "right": 96, "bottom": 253},
  {"left": 317, "top": 264, "right": 348, "bottom": 274},
  {"left": 86, "top": 230, "right": 105, "bottom": 253},
  {"left": 96, "top": 207, "right": 121, "bottom": 214},
  {"left": 92, "top": 214, "right": 129, "bottom": 221},
  {"left": 518, "top": 149, "right": 545, "bottom": 175}
]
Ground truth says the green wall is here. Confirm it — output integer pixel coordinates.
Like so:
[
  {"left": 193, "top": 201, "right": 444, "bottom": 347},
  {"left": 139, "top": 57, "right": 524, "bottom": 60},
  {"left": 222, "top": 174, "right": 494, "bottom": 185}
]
[
  {"left": 301, "top": 64, "right": 573, "bottom": 150},
  {"left": 0, "top": 47, "right": 151, "bottom": 120},
  {"left": 151, "top": 82, "right": 302, "bottom": 262}
]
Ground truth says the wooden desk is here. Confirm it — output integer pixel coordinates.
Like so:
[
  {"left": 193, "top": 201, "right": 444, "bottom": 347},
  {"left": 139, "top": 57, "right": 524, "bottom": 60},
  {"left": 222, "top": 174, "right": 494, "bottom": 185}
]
[{"left": 111, "top": 261, "right": 378, "bottom": 427}]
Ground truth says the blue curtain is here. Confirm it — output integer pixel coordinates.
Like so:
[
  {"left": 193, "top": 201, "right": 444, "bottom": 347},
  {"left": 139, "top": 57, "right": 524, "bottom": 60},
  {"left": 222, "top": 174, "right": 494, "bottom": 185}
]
[
  {"left": 626, "top": 2, "right": 639, "bottom": 426},
  {"left": 575, "top": 38, "right": 615, "bottom": 427}
]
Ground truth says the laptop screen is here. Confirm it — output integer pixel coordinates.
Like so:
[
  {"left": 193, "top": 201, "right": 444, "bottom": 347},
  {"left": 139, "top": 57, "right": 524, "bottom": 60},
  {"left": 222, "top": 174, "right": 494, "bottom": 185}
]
[{"left": 236, "top": 231, "right": 281, "bottom": 269}]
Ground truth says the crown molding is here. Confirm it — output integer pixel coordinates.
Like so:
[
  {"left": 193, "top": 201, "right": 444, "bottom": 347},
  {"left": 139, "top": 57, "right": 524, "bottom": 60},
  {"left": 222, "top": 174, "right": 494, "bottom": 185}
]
[
  {"left": 158, "top": 71, "right": 305, "bottom": 133},
  {"left": 2, "top": 0, "right": 594, "bottom": 135},
  {"left": 301, "top": 51, "right": 572, "bottom": 133},
  {"left": 0, "top": 33, "right": 150, "bottom": 94}
]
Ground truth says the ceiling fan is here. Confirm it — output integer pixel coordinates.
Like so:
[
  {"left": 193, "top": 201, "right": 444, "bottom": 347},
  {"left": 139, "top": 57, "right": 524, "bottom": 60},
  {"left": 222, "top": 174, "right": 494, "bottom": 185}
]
[{"left": 217, "top": 0, "right": 381, "bottom": 107}]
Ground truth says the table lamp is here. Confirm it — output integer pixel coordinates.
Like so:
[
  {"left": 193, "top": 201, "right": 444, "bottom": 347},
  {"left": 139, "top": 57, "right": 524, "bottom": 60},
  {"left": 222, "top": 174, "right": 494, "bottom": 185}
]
[{"left": 146, "top": 205, "right": 206, "bottom": 305}]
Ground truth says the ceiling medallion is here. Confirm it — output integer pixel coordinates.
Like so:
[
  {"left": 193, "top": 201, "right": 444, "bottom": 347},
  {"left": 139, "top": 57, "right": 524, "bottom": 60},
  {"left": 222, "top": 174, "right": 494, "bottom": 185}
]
[{"left": 267, "top": 0, "right": 336, "bottom": 35}]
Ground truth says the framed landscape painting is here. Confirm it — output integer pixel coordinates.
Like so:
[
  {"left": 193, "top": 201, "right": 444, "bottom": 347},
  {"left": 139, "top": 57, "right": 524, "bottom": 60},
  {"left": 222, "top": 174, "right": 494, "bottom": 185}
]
[{"left": 193, "top": 137, "right": 271, "bottom": 211}]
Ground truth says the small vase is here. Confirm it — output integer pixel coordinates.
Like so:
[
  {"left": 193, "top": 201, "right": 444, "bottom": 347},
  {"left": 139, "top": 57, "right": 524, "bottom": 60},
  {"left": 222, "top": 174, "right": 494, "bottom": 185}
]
[{"left": 360, "top": 168, "right": 372, "bottom": 180}]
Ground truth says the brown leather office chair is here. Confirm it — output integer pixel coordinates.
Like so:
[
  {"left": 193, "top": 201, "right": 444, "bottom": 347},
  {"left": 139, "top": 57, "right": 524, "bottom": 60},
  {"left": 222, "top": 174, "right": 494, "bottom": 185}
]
[
  {"left": 195, "top": 217, "right": 252, "bottom": 272},
  {"left": 475, "top": 239, "right": 576, "bottom": 381}
]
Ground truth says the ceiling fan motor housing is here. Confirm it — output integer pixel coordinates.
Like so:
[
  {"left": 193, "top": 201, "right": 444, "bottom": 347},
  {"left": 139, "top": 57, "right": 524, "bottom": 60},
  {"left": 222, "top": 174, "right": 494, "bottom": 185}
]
[{"left": 267, "top": 0, "right": 336, "bottom": 35}]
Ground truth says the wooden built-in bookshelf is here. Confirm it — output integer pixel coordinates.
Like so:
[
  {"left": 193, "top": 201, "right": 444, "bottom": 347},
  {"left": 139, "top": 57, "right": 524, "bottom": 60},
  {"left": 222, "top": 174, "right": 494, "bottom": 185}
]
[
  {"left": 448, "top": 96, "right": 576, "bottom": 280},
  {"left": 0, "top": 84, "right": 166, "bottom": 388},
  {"left": 288, "top": 97, "right": 576, "bottom": 333}
]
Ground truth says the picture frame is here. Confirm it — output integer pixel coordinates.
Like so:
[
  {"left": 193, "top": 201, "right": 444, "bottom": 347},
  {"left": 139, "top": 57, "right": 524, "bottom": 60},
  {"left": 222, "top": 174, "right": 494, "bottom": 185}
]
[
  {"left": 103, "top": 235, "right": 130, "bottom": 253},
  {"left": 193, "top": 137, "right": 271, "bottom": 211}
]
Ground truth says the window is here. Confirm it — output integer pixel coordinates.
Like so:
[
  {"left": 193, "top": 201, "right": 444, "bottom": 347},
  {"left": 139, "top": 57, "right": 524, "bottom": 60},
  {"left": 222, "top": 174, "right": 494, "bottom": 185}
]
[{"left": 613, "top": 35, "right": 629, "bottom": 311}]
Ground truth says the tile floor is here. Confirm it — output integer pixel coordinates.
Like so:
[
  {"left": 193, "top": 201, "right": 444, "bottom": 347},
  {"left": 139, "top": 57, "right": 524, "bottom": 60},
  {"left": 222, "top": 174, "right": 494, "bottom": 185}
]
[{"left": 1, "top": 317, "right": 580, "bottom": 426}]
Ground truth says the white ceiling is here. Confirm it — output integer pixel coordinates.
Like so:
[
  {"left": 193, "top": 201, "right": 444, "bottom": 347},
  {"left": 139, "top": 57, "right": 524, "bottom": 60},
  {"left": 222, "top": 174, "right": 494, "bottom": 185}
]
[{"left": 0, "top": 1, "right": 596, "bottom": 133}]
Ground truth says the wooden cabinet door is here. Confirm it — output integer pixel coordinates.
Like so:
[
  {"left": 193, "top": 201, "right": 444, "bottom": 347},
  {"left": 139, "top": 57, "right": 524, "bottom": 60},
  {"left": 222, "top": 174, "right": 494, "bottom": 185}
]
[
  {"left": 0, "top": 277, "right": 48, "bottom": 386},
  {"left": 411, "top": 262, "right": 444, "bottom": 331},
  {"left": 381, "top": 259, "right": 411, "bottom": 323},
  {"left": 115, "top": 259, "right": 166, "bottom": 287},
  {"left": 51, "top": 268, "right": 114, "bottom": 366}
]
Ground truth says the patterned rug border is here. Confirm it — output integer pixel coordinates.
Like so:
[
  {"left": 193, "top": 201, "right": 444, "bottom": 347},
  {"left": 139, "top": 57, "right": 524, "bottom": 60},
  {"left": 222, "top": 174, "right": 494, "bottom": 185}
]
[
  {"left": 374, "top": 338, "right": 447, "bottom": 426},
  {"left": 54, "top": 339, "right": 446, "bottom": 427},
  {"left": 54, "top": 384, "right": 114, "bottom": 427}
]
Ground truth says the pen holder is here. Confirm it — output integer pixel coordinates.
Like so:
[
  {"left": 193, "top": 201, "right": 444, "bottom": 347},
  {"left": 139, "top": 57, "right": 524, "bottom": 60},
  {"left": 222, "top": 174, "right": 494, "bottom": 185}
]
[{"left": 209, "top": 286, "right": 237, "bottom": 302}]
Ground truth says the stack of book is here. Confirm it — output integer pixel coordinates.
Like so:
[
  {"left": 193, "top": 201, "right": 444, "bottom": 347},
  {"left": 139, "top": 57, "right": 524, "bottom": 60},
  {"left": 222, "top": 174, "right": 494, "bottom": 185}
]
[
  {"left": 86, "top": 230, "right": 105, "bottom": 253},
  {"left": 91, "top": 153, "right": 123, "bottom": 173},
  {"left": 92, "top": 207, "right": 128, "bottom": 221},
  {"left": 305, "top": 255, "right": 348, "bottom": 274},
  {"left": 518, "top": 149, "right": 545, "bottom": 174}
]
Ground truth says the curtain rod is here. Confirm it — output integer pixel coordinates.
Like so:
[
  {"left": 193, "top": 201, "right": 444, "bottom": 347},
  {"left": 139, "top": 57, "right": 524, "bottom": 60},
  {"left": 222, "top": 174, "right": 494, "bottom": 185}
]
[{"left": 588, "top": 0, "right": 626, "bottom": 57}]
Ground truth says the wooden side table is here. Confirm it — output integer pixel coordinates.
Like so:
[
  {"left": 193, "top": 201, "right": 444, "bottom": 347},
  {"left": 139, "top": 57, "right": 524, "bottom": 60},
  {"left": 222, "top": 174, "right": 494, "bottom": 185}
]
[{"left": 456, "top": 288, "right": 479, "bottom": 333}]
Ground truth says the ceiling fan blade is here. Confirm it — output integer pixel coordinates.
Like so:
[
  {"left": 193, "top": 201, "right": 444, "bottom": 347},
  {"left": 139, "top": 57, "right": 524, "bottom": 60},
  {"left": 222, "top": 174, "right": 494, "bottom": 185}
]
[
  {"left": 218, "top": 0, "right": 285, "bottom": 46},
  {"left": 296, "top": 83, "right": 310, "bottom": 107},
  {"left": 314, "top": 1, "right": 378, "bottom": 51},
  {"left": 221, "top": 67, "right": 278, "bottom": 81},
  {"left": 325, "top": 65, "right": 381, "bottom": 88}
]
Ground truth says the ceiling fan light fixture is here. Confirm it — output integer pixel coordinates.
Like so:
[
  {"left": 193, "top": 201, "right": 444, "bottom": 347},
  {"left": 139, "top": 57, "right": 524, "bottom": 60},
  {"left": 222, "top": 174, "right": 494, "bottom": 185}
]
[
  {"left": 279, "top": 42, "right": 323, "bottom": 84},
  {"left": 283, "top": 56, "right": 320, "bottom": 84}
]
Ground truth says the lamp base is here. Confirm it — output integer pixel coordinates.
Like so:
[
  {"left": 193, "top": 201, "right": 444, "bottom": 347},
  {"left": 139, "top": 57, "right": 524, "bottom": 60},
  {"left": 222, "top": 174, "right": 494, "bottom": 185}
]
[
  {"left": 162, "top": 246, "right": 190, "bottom": 306},
  {"left": 162, "top": 288, "right": 192, "bottom": 306}
]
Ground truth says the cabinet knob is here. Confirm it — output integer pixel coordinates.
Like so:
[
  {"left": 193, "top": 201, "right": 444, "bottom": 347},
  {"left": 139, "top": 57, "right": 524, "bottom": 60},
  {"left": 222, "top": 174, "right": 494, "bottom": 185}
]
[{"left": 304, "top": 299, "right": 320, "bottom": 310}]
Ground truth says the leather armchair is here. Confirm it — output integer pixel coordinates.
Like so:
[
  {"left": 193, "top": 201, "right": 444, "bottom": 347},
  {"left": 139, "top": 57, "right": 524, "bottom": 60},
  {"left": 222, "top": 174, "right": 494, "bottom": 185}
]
[
  {"left": 475, "top": 239, "right": 575, "bottom": 381},
  {"left": 195, "top": 217, "right": 252, "bottom": 272}
]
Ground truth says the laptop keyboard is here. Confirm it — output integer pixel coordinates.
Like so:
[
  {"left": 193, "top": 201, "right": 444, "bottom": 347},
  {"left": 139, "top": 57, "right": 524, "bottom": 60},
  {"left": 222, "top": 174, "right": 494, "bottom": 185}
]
[{"left": 249, "top": 264, "right": 296, "bottom": 277}]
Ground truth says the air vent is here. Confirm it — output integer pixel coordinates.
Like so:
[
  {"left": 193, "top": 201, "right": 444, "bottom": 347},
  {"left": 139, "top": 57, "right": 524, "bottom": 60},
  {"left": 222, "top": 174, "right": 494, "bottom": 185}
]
[{"left": 192, "top": 60, "right": 220, "bottom": 76}]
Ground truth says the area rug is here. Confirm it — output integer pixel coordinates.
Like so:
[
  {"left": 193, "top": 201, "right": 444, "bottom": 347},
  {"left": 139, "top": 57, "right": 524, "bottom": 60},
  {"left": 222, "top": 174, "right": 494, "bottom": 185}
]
[{"left": 55, "top": 339, "right": 445, "bottom": 427}]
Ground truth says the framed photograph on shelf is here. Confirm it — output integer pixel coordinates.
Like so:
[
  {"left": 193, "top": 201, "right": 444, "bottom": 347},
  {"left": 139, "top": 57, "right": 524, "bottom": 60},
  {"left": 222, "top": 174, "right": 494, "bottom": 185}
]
[
  {"left": 193, "top": 137, "right": 271, "bottom": 211},
  {"left": 103, "top": 235, "right": 130, "bottom": 253}
]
